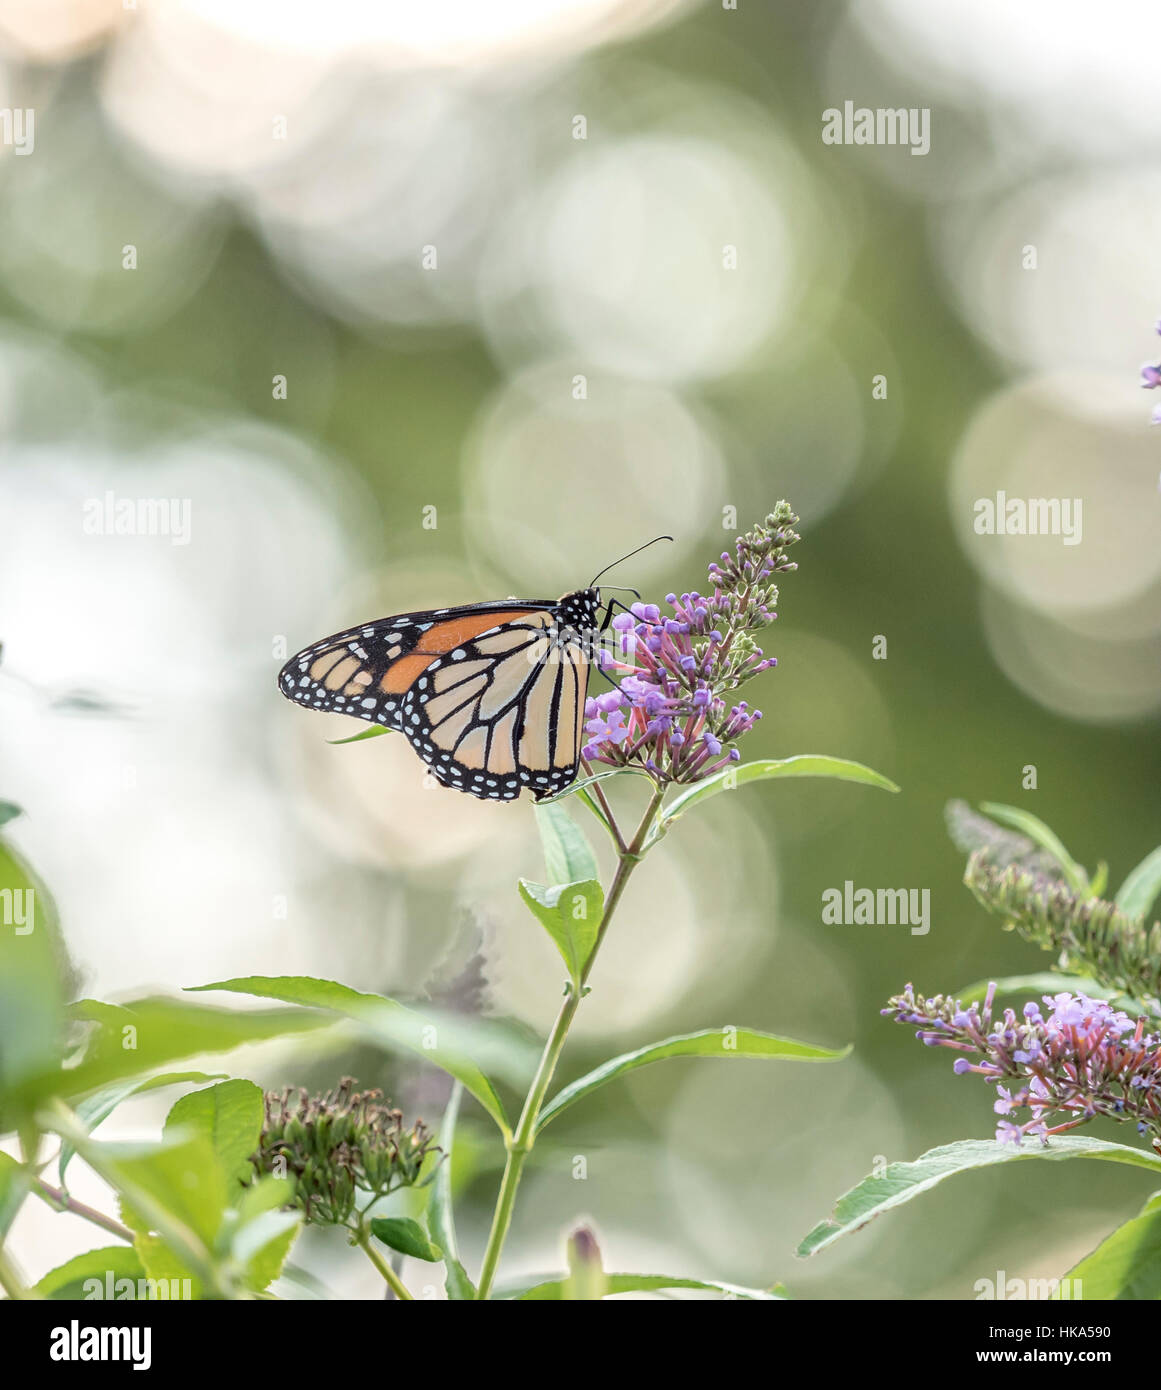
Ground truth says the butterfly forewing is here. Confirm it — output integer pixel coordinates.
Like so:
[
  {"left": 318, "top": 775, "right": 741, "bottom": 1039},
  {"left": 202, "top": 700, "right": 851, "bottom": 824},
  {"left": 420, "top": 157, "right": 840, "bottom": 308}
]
[{"left": 278, "top": 590, "right": 599, "bottom": 801}]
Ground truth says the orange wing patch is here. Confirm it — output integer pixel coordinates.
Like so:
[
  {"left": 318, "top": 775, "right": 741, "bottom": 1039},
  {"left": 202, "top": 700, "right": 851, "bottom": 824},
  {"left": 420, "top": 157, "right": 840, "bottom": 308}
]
[
  {"left": 380, "top": 610, "right": 545, "bottom": 693},
  {"left": 421, "top": 610, "right": 540, "bottom": 651},
  {"left": 381, "top": 653, "right": 437, "bottom": 693}
]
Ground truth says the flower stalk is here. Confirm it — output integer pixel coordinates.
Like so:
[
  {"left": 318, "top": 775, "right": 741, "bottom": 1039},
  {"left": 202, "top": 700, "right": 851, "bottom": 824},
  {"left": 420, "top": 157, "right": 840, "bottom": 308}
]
[
  {"left": 475, "top": 508, "right": 801, "bottom": 1296},
  {"left": 354, "top": 1220, "right": 415, "bottom": 1300},
  {"left": 475, "top": 785, "right": 664, "bottom": 1299},
  {"left": 0, "top": 1247, "right": 31, "bottom": 1301},
  {"left": 33, "top": 1178, "right": 134, "bottom": 1243}
]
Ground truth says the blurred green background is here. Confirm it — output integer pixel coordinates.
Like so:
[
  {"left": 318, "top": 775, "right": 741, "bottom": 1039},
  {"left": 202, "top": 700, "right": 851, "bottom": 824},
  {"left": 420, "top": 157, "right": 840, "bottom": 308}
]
[{"left": 1, "top": 0, "right": 1160, "bottom": 1297}]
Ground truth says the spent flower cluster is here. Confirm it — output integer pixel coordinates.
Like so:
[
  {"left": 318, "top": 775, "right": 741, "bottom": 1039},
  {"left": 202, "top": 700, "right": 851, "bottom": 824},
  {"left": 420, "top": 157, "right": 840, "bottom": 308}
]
[
  {"left": 251, "top": 1077, "right": 438, "bottom": 1226},
  {"left": 885, "top": 984, "right": 1161, "bottom": 1150},
  {"left": 583, "top": 502, "right": 800, "bottom": 785}
]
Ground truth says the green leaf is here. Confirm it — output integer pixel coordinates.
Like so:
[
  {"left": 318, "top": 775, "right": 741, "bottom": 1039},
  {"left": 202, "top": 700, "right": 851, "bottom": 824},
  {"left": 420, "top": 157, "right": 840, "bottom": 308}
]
[
  {"left": 0, "top": 801, "right": 22, "bottom": 828},
  {"left": 113, "top": 1135, "right": 230, "bottom": 1251},
  {"left": 371, "top": 1216, "right": 442, "bottom": 1262},
  {"left": 236, "top": 1173, "right": 295, "bottom": 1224},
  {"left": 428, "top": 1083, "right": 476, "bottom": 1301},
  {"left": 34, "top": 1246, "right": 146, "bottom": 1300},
  {"left": 523, "top": 803, "right": 605, "bottom": 982},
  {"left": 59, "top": 1071, "right": 227, "bottom": 1192},
  {"left": 1061, "top": 1198, "right": 1161, "bottom": 1299},
  {"left": 0, "top": 840, "right": 66, "bottom": 1120},
  {"left": 537, "top": 1027, "right": 849, "bottom": 1135},
  {"left": 518, "top": 878, "right": 604, "bottom": 984},
  {"left": 236, "top": 1215, "right": 300, "bottom": 1293},
  {"left": 797, "top": 1136, "right": 1161, "bottom": 1258},
  {"left": 48, "top": 1117, "right": 229, "bottom": 1295},
  {"left": 978, "top": 802, "right": 1089, "bottom": 895},
  {"left": 534, "top": 802, "right": 600, "bottom": 885},
  {"left": 164, "top": 1078, "right": 264, "bottom": 1186},
  {"left": 443, "top": 1257, "right": 477, "bottom": 1301},
  {"left": 1115, "top": 845, "right": 1161, "bottom": 922},
  {"left": 427, "top": 1086, "right": 460, "bottom": 1258},
  {"left": 103, "top": 1137, "right": 226, "bottom": 1296},
  {"left": 132, "top": 1232, "right": 205, "bottom": 1298},
  {"left": 646, "top": 756, "right": 899, "bottom": 847},
  {"left": 58, "top": 996, "right": 330, "bottom": 1104},
  {"left": 187, "top": 976, "right": 532, "bottom": 1137},
  {"left": 572, "top": 790, "right": 619, "bottom": 848},
  {"left": 223, "top": 1173, "right": 300, "bottom": 1292},
  {"left": 327, "top": 726, "right": 390, "bottom": 745},
  {"left": 230, "top": 1184, "right": 301, "bottom": 1294},
  {"left": 234, "top": 1215, "right": 299, "bottom": 1289},
  {"left": 518, "top": 1272, "right": 783, "bottom": 1300},
  {"left": 0, "top": 1151, "right": 30, "bottom": 1238},
  {"left": 274, "top": 1261, "right": 334, "bottom": 1300}
]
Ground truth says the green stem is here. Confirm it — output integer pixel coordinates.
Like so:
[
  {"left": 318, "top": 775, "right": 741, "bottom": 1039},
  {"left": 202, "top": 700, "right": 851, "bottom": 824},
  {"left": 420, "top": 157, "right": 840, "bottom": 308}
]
[
  {"left": 0, "top": 1246, "right": 33, "bottom": 1300},
  {"left": 33, "top": 1179, "right": 135, "bottom": 1243},
  {"left": 581, "top": 758, "right": 627, "bottom": 855},
  {"left": 475, "top": 786, "right": 664, "bottom": 1299},
  {"left": 475, "top": 993, "right": 577, "bottom": 1300},
  {"left": 356, "top": 1227, "right": 414, "bottom": 1300}
]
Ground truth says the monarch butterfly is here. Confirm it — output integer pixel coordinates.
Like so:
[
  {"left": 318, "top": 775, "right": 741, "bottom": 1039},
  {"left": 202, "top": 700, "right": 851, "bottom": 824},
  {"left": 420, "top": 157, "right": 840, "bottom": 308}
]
[{"left": 277, "top": 540, "right": 669, "bottom": 802}]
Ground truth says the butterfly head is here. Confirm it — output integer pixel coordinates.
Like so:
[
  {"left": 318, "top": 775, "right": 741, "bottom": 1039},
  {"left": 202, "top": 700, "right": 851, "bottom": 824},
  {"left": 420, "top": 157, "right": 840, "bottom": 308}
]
[{"left": 557, "top": 586, "right": 602, "bottom": 634}]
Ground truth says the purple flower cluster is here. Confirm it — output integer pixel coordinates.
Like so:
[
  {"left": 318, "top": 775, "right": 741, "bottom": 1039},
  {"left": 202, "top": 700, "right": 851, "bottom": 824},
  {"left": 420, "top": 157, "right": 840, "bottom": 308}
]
[
  {"left": 884, "top": 983, "right": 1161, "bottom": 1150},
  {"left": 581, "top": 505, "right": 799, "bottom": 786},
  {"left": 1141, "top": 320, "right": 1161, "bottom": 425}
]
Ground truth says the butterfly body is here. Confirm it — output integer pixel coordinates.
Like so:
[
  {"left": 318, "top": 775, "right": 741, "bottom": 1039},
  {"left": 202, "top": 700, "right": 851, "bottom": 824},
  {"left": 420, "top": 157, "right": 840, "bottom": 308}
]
[{"left": 279, "top": 588, "right": 601, "bottom": 800}]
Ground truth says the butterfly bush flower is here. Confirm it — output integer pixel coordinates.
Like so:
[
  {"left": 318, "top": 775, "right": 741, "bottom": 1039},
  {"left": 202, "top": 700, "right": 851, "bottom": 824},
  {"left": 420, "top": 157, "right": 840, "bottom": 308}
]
[
  {"left": 582, "top": 503, "right": 800, "bottom": 785},
  {"left": 1141, "top": 319, "right": 1161, "bottom": 424},
  {"left": 251, "top": 1077, "right": 438, "bottom": 1226},
  {"left": 884, "top": 984, "right": 1161, "bottom": 1151}
]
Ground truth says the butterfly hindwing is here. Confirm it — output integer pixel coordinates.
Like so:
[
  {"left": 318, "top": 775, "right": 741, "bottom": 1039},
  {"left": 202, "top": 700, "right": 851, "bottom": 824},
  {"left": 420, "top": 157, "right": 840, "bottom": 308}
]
[{"left": 279, "top": 590, "right": 599, "bottom": 801}]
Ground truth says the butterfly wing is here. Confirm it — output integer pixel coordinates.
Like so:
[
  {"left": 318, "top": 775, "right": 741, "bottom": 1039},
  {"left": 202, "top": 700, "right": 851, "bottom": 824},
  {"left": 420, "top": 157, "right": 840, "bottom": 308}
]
[{"left": 278, "top": 599, "right": 591, "bottom": 801}]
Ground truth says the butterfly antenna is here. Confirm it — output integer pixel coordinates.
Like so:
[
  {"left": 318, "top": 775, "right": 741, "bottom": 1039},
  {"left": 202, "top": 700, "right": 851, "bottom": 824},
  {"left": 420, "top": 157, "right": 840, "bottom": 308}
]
[{"left": 589, "top": 535, "right": 673, "bottom": 588}]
